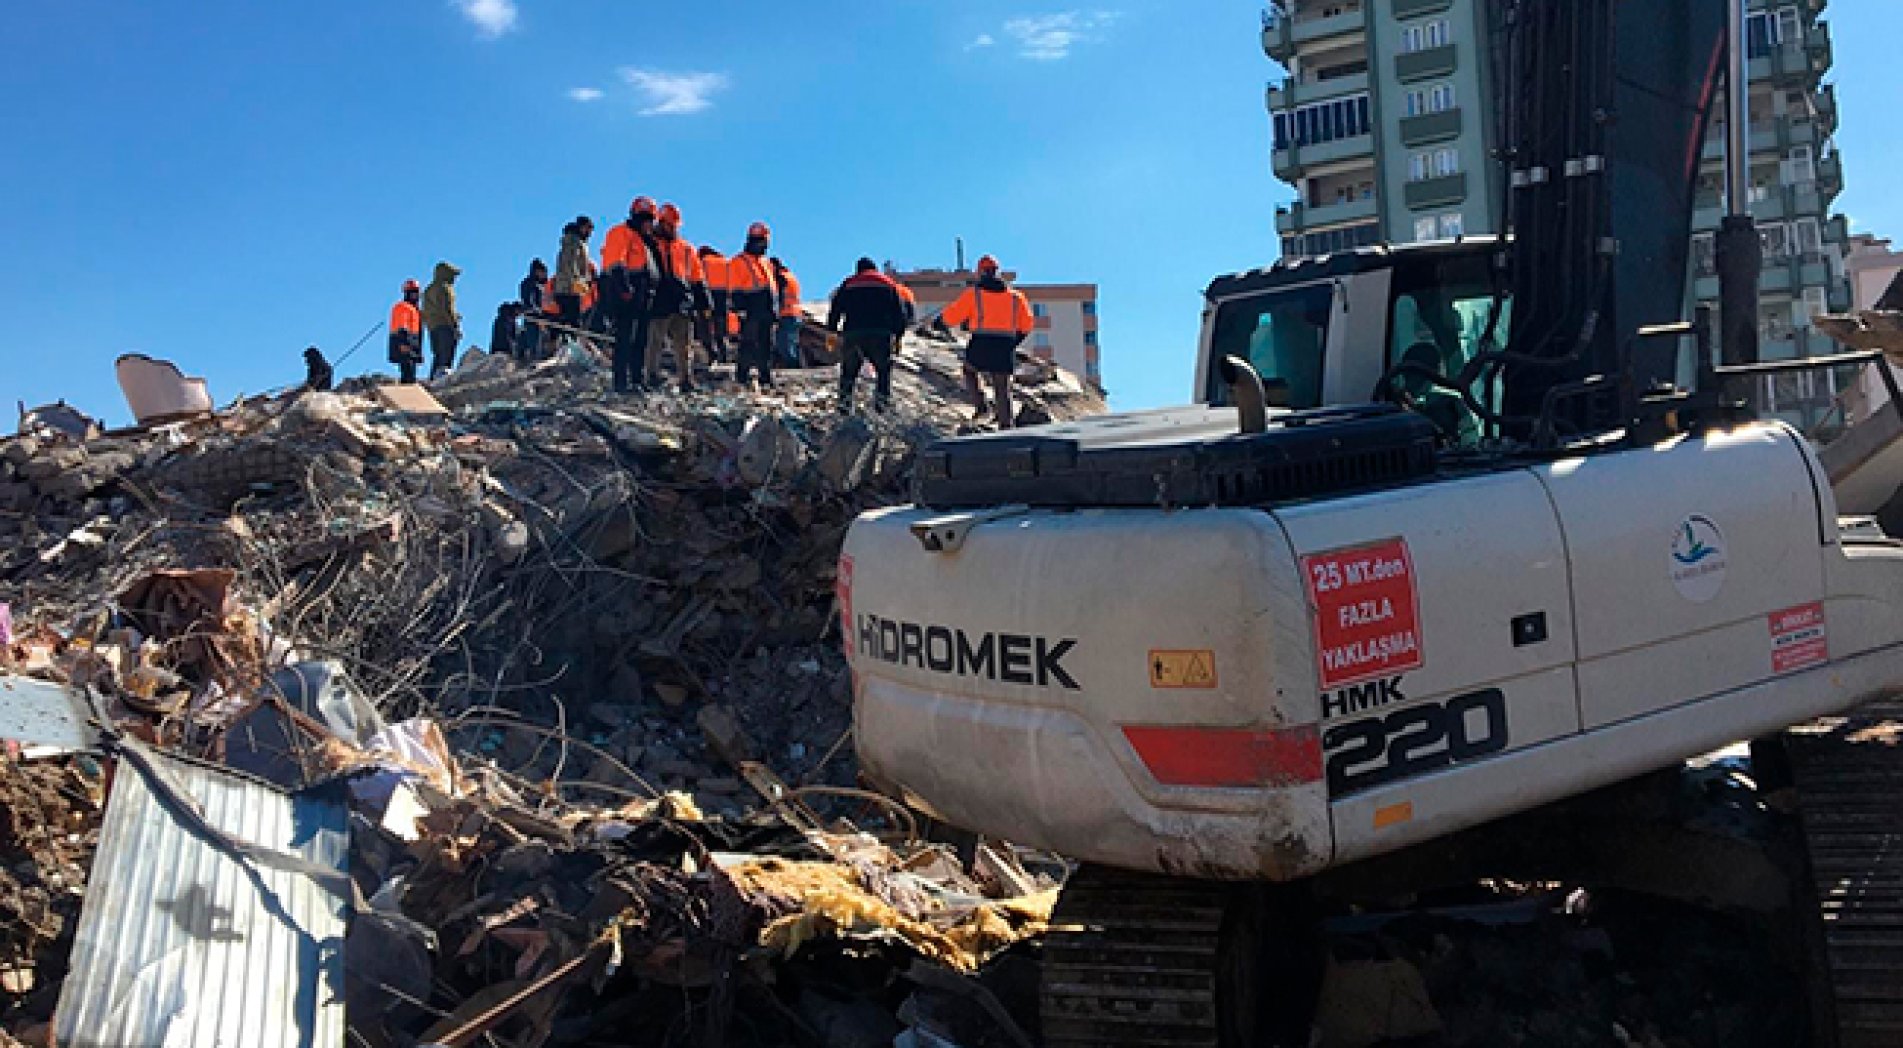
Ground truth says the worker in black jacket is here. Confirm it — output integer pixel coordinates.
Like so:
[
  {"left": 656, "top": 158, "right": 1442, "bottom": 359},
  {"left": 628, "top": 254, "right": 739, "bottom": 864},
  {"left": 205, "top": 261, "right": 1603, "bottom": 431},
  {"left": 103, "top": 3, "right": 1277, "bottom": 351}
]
[{"left": 827, "top": 258, "right": 910, "bottom": 413}]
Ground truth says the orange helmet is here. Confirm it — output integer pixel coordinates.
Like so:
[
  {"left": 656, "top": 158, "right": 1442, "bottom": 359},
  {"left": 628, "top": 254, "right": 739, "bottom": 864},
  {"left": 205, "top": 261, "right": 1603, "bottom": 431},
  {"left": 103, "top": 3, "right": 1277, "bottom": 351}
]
[
  {"left": 659, "top": 202, "right": 682, "bottom": 227},
  {"left": 630, "top": 196, "right": 658, "bottom": 217},
  {"left": 402, "top": 278, "right": 421, "bottom": 292},
  {"left": 748, "top": 221, "right": 772, "bottom": 239},
  {"left": 976, "top": 254, "right": 1000, "bottom": 274}
]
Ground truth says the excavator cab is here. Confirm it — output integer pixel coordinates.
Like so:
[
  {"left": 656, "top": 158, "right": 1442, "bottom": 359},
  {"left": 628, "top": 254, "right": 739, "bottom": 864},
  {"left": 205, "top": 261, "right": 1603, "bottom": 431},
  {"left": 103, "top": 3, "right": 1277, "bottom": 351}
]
[{"left": 1195, "top": 239, "right": 1510, "bottom": 446}]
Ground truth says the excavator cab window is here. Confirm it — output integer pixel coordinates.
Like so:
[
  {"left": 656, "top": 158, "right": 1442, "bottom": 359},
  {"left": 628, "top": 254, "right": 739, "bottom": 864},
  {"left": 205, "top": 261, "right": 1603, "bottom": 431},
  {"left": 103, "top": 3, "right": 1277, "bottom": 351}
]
[
  {"left": 1386, "top": 251, "right": 1510, "bottom": 446},
  {"left": 1206, "top": 282, "right": 1333, "bottom": 410}
]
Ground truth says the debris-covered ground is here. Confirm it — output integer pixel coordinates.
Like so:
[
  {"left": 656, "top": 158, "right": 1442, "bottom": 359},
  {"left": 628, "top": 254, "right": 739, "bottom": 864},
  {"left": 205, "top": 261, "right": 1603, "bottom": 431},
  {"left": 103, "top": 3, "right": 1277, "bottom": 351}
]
[{"left": 0, "top": 333, "right": 1814, "bottom": 1046}]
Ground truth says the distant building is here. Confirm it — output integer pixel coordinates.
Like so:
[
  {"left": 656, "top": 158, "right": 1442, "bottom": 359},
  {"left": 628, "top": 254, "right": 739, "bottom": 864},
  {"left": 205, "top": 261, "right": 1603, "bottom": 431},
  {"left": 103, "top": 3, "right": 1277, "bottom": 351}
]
[
  {"left": 891, "top": 268, "right": 1103, "bottom": 392},
  {"left": 1848, "top": 234, "right": 1903, "bottom": 310},
  {"left": 1262, "top": 0, "right": 1852, "bottom": 425}
]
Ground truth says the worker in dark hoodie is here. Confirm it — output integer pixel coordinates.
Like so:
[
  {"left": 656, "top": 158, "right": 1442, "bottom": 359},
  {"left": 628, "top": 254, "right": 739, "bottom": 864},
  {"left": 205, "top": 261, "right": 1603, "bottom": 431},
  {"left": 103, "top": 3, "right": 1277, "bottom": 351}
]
[
  {"left": 517, "top": 259, "right": 548, "bottom": 360},
  {"left": 827, "top": 258, "right": 909, "bottom": 413},
  {"left": 491, "top": 302, "right": 523, "bottom": 363},
  {"left": 421, "top": 261, "right": 463, "bottom": 380}
]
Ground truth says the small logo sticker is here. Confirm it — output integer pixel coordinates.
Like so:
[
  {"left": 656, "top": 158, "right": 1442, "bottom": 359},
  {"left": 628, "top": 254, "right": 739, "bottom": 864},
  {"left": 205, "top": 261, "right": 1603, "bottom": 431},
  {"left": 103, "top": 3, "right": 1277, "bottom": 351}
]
[{"left": 1669, "top": 515, "right": 1729, "bottom": 603}]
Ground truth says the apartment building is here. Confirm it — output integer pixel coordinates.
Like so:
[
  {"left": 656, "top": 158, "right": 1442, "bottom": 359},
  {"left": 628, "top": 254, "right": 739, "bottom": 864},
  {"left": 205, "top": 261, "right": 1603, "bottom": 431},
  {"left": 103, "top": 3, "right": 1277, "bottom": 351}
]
[
  {"left": 1264, "top": 0, "right": 1852, "bottom": 422},
  {"left": 892, "top": 269, "right": 1103, "bottom": 392}
]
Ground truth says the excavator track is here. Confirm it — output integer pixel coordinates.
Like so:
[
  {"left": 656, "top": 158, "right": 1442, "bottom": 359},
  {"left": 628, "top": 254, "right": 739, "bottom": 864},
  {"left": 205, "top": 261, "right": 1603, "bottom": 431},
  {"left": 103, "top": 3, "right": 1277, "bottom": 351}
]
[
  {"left": 1039, "top": 866, "right": 1228, "bottom": 1047},
  {"left": 1039, "top": 865, "right": 1320, "bottom": 1048},
  {"left": 1785, "top": 698, "right": 1903, "bottom": 1048}
]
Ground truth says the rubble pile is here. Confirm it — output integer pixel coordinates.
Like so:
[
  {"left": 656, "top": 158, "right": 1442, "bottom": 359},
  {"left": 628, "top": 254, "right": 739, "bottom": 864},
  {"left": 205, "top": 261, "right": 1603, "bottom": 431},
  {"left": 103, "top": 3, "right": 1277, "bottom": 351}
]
[{"left": 0, "top": 336, "right": 1095, "bottom": 1045}]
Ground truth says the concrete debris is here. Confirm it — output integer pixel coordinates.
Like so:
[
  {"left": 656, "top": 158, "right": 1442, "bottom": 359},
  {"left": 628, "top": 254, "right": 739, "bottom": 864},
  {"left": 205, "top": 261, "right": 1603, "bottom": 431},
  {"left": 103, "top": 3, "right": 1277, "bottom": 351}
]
[{"left": 0, "top": 337, "right": 1100, "bottom": 1045}]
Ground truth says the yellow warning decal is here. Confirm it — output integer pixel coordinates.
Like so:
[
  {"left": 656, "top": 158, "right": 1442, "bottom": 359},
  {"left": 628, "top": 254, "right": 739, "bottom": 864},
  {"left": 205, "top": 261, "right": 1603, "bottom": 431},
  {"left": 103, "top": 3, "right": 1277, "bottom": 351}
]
[{"left": 1149, "top": 650, "right": 1218, "bottom": 689}]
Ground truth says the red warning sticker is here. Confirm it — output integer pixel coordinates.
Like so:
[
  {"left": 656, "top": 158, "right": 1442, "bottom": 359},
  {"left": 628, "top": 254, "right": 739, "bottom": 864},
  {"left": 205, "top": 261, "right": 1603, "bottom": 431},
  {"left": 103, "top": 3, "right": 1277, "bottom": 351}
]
[
  {"left": 836, "top": 555, "right": 855, "bottom": 654},
  {"left": 1302, "top": 538, "right": 1424, "bottom": 690},
  {"left": 1770, "top": 601, "right": 1828, "bottom": 674}
]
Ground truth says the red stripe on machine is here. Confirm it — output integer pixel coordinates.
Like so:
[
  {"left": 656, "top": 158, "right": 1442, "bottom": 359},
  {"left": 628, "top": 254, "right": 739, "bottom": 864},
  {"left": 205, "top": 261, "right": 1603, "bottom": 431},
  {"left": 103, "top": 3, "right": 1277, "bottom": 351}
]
[{"left": 1122, "top": 725, "right": 1324, "bottom": 788}]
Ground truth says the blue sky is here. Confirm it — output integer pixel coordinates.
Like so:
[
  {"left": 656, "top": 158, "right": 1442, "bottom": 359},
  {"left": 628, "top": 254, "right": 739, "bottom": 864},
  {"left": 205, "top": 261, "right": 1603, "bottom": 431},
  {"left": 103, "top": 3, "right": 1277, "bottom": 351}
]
[{"left": 2, "top": 2, "right": 1900, "bottom": 424}]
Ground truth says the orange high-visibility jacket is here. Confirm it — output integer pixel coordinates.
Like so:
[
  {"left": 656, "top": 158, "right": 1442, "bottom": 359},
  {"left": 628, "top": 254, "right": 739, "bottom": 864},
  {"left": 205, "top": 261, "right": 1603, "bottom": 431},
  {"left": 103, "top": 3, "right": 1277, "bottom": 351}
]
[
  {"left": 390, "top": 300, "right": 421, "bottom": 335},
  {"left": 601, "top": 223, "right": 655, "bottom": 274},
  {"left": 658, "top": 238, "right": 704, "bottom": 285},
  {"left": 941, "top": 286, "right": 1034, "bottom": 338},
  {"left": 779, "top": 271, "right": 802, "bottom": 318},
  {"left": 728, "top": 253, "right": 775, "bottom": 295},
  {"left": 702, "top": 252, "right": 731, "bottom": 294}
]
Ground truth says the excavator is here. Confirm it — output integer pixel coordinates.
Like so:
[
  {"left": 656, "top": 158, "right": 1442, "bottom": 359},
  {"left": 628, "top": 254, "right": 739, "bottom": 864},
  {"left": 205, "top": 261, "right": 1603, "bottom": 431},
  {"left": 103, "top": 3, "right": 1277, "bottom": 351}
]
[{"left": 844, "top": 0, "right": 1903, "bottom": 1045}]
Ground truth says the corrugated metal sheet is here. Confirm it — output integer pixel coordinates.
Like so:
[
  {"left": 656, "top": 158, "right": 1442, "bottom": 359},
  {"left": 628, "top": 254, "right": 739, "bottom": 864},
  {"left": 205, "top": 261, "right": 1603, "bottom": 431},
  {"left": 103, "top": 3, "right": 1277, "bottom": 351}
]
[{"left": 55, "top": 751, "right": 348, "bottom": 1048}]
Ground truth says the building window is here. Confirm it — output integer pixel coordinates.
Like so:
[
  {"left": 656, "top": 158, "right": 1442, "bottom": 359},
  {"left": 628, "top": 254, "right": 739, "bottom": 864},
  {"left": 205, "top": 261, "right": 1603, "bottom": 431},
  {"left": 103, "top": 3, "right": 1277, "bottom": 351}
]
[
  {"left": 1032, "top": 302, "right": 1048, "bottom": 317},
  {"left": 1084, "top": 331, "right": 1098, "bottom": 347},
  {"left": 1409, "top": 148, "right": 1459, "bottom": 181},
  {"left": 1400, "top": 18, "right": 1450, "bottom": 54},
  {"left": 1784, "top": 145, "right": 1815, "bottom": 186},
  {"left": 1273, "top": 93, "right": 1371, "bottom": 150},
  {"left": 1283, "top": 221, "right": 1382, "bottom": 260},
  {"left": 1034, "top": 333, "right": 1050, "bottom": 348},
  {"left": 1082, "top": 300, "right": 1096, "bottom": 315},
  {"left": 1440, "top": 212, "right": 1465, "bottom": 238},
  {"left": 1415, "top": 217, "right": 1439, "bottom": 242},
  {"left": 1406, "top": 83, "right": 1456, "bottom": 116},
  {"left": 1794, "top": 217, "right": 1823, "bottom": 257},
  {"left": 1693, "top": 232, "right": 1717, "bottom": 276},
  {"left": 1761, "top": 223, "right": 1791, "bottom": 260},
  {"left": 1746, "top": 6, "right": 1800, "bottom": 58},
  {"left": 1799, "top": 288, "right": 1828, "bottom": 328}
]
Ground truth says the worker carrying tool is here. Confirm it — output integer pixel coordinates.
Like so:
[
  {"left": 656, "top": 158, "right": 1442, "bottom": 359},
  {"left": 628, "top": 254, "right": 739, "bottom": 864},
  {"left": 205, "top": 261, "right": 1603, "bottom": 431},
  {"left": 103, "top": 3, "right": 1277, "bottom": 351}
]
[
  {"left": 388, "top": 279, "right": 424, "bottom": 384},
  {"left": 772, "top": 257, "right": 803, "bottom": 369},
  {"left": 601, "top": 196, "right": 661, "bottom": 393},
  {"left": 937, "top": 254, "right": 1034, "bottom": 429},
  {"left": 421, "top": 262, "right": 463, "bottom": 381},
  {"left": 827, "top": 257, "right": 910, "bottom": 414},
  {"left": 698, "top": 246, "right": 732, "bottom": 364},
  {"left": 554, "top": 216, "right": 595, "bottom": 332},
  {"left": 652, "top": 203, "right": 708, "bottom": 392},
  {"left": 729, "top": 222, "right": 780, "bottom": 390}
]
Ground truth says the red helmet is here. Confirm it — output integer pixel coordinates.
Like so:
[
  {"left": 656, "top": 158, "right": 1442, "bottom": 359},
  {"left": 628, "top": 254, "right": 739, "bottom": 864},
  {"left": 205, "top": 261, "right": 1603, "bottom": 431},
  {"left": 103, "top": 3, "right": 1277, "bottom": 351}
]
[
  {"left": 402, "top": 278, "right": 421, "bottom": 292},
  {"left": 630, "top": 196, "right": 658, "bottom": 217},
  {"left": 658, "top": 202, "right": 683, "bottom": 227},
  {"left": 976, "top": 254, "right": 1000, "bottom": 274},
  {"left": 748, "top": 221, "right": 772, "bottom": 239}
]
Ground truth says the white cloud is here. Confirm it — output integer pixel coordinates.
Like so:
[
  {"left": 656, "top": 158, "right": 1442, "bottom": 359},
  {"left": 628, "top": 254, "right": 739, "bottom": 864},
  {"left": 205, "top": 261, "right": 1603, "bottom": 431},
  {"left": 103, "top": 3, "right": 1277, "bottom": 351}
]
[
  {"left": 967, "top": 33, "right": 997, "bottom": 50},
  {"left": 620, "top": 68, "right": 730, "bottom": 116},
  {"left": 567, "top": 87, "right": 604, "bottom": 103},
  {"left": 452, "top": 0, "right": 518, "bottom": 38},
  {"left": 1003, "top": 10, "right": 1121, "bottom": 60}
]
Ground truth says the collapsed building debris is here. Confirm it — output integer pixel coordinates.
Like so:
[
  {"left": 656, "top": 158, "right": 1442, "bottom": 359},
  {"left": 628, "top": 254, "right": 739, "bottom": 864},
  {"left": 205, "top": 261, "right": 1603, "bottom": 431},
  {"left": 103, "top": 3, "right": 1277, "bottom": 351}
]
[{"left": 0, "top": 335, "right": 1095, "bottom": 1045}]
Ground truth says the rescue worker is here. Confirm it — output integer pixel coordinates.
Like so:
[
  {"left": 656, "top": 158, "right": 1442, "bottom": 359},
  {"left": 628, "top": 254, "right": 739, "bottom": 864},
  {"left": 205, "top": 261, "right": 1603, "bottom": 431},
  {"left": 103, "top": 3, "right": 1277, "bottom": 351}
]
[
  {"left": 388, "top": 279, "right": 424, "bottom": 384},
  {"left": 827, "top": 258, "right": 909, "bottom": 413},
  {"left": 698, "top": 245, "right": 732, "bottom": 364},
  {"left": 600, "top": 197, "right": 661, "bottom": 392},
  {"left": 651, "top": 203, "right": 708, "bottom": 392},
  {"left": 420, "top": 262, "right": 463, "bottom": 381},
  {"left": 491, "top": 301, "right": 522, "bottom": 363},
  {"left": 554, "top": 217, "right": 594, "bottom": 331},
  {"left": 937, "top": 255, "right": 1033, "bottom": 429},
  {"left": 772, "top": 258, "right": 803, "bottom": 369},
  {"left": 303, "top": 345, "right": 334, "bottom": 392},
  {"left": 729, "top": 223, "right": 779, "bottom": 389},
  {"left": 518, "top": 259, "right": 548, "bottom": 360}
]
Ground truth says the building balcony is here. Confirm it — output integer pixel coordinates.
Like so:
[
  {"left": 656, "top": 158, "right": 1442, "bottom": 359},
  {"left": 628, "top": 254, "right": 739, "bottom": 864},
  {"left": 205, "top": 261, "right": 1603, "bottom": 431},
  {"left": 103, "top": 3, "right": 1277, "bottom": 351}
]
[
  {"left": 1399, "top": 107, "right": 1462, "bottom": 147},
  {"left": 1748, "top": 24, "right": 1831, "bottom": 84},
  {"left": 1403, "top": 171, "right": 1467, "bottom": 210},
  {"left": 1814, "top": 84, "right": 1838, "bottom": 136},
  {"left": 1263, "top": 3, "right": 1367, "bottom": 62},
  {"left": 1830, "top": 281, "right": 1853, "bottom": 312},
  {"left": 1267, "top": 69, "right": 1370, "bottom": 110},
  {"left": 1691, "top": 184, "right": 1829, "bottom": 230},
  {"left": 1826, "top": 214, "right": 1849, "bottom": 246},
  {"left": 1272, "top": 132, "right": 1375, "bottom": 179},
  {"left": 1395, "top": 43, "right": 1457, "bottom": 83},
  {"left": 1276, "top": 195, "right": 1380, "bottom": 233},
  {"left": 1392, "top": 0, "right": 1454, "bottom": 17},
  {"left": 1819, "top": 151, "right": 1843, "bottom": 198}
]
